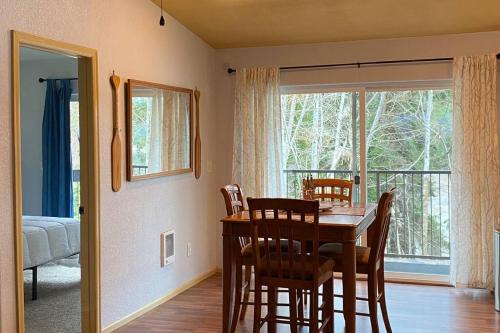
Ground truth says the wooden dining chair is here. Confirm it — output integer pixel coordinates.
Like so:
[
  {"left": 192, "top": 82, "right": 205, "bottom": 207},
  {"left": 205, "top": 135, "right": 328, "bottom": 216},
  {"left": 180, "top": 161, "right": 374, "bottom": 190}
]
[
  {"left": 220, "top": 184, "right": 253, "bottom": 331},
  {"left": 220, "top": 185, "right": 302, "bottom": 332},
  {"left": 248, "top": 197, "right": 335, "bottom": 333},
  {"left": 303, "top": 178, "right": 353, "bottom": 205},
  {"left": 319, "top": 188, "right": 396, "bottom": 333}
]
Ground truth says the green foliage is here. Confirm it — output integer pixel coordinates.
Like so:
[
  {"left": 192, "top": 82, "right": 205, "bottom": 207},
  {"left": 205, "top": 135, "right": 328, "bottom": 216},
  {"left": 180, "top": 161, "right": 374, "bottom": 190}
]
[
  {"left": 70, "top": 101, "right": 80, "bottom": 219},
  {"left": 131, "top": 97, "right": 153, "bottom": 167},
  {"left": 281, "top": 90, "right": 452, "bottom": 172},
  {"left": 365, "top": 90, "right": 452, "bottom": 171},
  {"left": 281, "top": 89, "right": 452, "bottom": 260}
]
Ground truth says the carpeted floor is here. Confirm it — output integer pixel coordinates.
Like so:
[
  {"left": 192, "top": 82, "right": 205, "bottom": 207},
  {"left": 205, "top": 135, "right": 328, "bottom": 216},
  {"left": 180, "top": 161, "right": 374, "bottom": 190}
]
[{"left": 24, "top": 255, "right": 81, "bottom": 333}]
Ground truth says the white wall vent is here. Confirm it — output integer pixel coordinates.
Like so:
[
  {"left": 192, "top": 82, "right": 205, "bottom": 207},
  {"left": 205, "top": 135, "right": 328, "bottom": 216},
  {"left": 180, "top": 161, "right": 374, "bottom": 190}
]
[{"left": 161, "top": 230, "right": 175, "bottom": 267}]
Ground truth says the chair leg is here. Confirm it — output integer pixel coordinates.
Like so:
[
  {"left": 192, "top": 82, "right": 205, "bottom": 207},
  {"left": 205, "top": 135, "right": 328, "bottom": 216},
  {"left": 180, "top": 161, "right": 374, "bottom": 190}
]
[
  {"left": 377, "top": 267, "right": 392, "bottom": 333},
  {"left": 309, "top": 289, "right": 318, "bottom": 333},
  {"left": 32, "top": 266, "right": 38, "bottom": 301},
  {"left": 368, "top": 270, "right": 380, "bottom": 333},
  {"left": 231, "top": 263, "right": 243, "bottom": 333},
  {"left": 268, "top": 286, "right": 277, "bottom": 333},
  {"left": 297, "top": 289, "right": 304, "bottom": 325},
  {"left": 288, "top": 288, "right": 299, "bottom": 333},
  {"left": 239, "top": 265, "right": 252, "bottom": 321},
  {"left": 253, "top": 280, "right": 262, "bottom": 333},
  {"left": 322, "top": 277, "right": 334, "bottom": 333}
]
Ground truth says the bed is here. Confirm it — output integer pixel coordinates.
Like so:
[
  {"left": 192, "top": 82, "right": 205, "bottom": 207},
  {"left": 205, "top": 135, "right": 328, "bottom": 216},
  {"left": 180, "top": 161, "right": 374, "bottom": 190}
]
[{"left": 22, "top": 215, "right": 80, "bottom": 300}]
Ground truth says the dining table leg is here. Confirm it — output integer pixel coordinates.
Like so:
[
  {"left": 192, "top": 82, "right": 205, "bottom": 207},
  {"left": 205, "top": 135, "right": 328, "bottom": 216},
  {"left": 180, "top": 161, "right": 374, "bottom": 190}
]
[
  {"left": 342, "top": 240, "right": 357, "bottom": 333},
  {"left": 222, "top": 223, "right": 236, "bottom": 333}
]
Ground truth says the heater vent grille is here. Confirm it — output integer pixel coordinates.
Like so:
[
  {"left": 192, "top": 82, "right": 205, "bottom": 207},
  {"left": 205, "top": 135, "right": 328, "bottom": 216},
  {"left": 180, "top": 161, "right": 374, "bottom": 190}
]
[{"left": 161, "top": 230, "right": 175, "bottom": 267}]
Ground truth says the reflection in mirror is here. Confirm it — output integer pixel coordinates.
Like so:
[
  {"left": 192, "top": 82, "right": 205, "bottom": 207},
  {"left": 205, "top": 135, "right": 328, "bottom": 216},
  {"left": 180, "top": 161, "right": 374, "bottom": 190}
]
[{"left": 127, "top": 80, "right": 192, "bottom": 180}]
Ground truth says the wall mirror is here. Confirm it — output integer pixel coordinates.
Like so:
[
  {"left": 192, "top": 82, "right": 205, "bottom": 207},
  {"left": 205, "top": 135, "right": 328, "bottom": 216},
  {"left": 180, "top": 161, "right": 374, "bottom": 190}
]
[{"left": 126, "top": 79, "right": 192, "bottom": 180}]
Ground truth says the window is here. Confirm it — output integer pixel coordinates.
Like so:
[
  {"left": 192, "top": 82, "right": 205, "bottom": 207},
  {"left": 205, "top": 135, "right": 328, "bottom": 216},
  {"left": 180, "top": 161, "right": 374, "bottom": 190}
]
[
  {"left": 281, "top": 91, "right": 360, "bottom": 199},
  {"left": 70, "top": 98, "right": 80, "bottom": 218},
  {"left": 131, "top": 96, "right": 154, "bottom": 175},
  {"left": 365, "top": 89, "right": 452, "bottom": 275},
  {"left": 281, "top": 86, "right": 453, "bottom": 277}
]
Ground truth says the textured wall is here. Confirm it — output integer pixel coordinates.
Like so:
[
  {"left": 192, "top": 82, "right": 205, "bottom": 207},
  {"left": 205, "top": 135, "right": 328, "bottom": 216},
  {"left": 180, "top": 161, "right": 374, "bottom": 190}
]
[{"left": 0, "top": 1, "right": 217, "bottom": 331}]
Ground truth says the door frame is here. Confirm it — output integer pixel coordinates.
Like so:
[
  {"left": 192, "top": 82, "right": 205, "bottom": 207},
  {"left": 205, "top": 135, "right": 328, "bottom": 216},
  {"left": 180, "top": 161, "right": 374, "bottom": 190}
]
[{"left": 11, "top": 31, "right": 101, "bottom": 333}]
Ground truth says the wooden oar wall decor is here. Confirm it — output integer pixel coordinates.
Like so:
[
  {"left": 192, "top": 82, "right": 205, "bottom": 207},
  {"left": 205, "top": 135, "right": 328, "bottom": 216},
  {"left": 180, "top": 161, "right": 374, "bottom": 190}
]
[
  {"left": 194, "top": 88, "right": 201, "bottom": 179},
  {"left": 110, "top": 71, "right": 122, "bottom": 192}
]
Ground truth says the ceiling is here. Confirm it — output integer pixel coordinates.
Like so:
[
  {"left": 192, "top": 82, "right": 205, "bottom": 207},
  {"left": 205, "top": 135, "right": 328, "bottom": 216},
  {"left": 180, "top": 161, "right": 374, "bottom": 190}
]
[{"left": 151, "top": 0, "right": 500, "bottom": 49}]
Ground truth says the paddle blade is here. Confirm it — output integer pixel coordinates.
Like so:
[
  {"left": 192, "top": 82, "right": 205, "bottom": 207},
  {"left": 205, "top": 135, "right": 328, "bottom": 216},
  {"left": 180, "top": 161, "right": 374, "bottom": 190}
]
[
  {"left": 111, "top": 131, "right": 122, "bottom": 192},
  {"left": 195, "top": 136, "right": 201, "bottom": 179}
]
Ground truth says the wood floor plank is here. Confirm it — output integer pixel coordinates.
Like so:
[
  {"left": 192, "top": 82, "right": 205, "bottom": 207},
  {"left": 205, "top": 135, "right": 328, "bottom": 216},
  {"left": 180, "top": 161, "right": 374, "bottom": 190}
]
[{"left": 114, "top": 274, "right": 500, "bottom": 332}]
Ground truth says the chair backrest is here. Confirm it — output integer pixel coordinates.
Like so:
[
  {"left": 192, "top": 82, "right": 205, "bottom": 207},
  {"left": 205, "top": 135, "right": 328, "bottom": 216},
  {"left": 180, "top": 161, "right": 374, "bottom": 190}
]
[
  {"left": 368, "top": 188, "right": 396, "bottom": 265},
  {"left": 220, "top": 184, "right": 245, "bottom": 215},
  {"left": 304, "top": 178, "right": 353, "bottom": 205},
  {"left": 247, "top": 198, "right": 320, "bottom": 282},
  {"left": 220, "top": 184, "right": 249, "bottom": 249}
]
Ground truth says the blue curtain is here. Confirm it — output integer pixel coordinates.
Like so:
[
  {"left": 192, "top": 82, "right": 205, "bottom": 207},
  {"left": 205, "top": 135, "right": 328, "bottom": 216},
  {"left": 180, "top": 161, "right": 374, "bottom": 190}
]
[{"left": 42, "top": 79, "right": 74, "bottom": 217}]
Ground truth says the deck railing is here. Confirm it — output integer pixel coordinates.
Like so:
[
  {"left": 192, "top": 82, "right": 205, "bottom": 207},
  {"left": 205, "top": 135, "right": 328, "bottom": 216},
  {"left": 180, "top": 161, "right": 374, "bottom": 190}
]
[
  {"left": 284, "top": 169, "right": 451, "bottom": 260},
  {"left": 132, "top": 165, "right": 149, "bottom": 175}
]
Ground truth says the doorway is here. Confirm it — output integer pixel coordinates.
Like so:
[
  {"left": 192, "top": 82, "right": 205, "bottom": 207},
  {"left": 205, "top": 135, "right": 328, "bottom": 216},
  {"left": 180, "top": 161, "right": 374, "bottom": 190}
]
[{"left": 12, "top": 31, "right": 100, "bottom": 333}]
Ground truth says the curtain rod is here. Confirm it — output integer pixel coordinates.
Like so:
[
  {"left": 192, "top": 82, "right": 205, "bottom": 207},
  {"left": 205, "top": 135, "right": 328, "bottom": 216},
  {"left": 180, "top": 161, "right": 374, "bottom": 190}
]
[
  {"left": 226, "top": 53, "right": 500, "bottom": 74},
  {"left": 38, "top": 77, "right": 78, "bottom": 83}
]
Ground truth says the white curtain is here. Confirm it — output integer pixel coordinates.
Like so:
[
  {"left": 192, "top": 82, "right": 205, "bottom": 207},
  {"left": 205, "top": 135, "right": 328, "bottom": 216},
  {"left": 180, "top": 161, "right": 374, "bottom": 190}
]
[
  {"left": 450, "top": 54, "right": 500, "bottom": 289},
  {"left": 148, "top": 91, "right": 190, "bottom": 172},
  {"left": 232, "top": 68, "right": 283, "bottom": 198},
  {"left": 163, "top": 91, "right": 190, "bottom": 170}
]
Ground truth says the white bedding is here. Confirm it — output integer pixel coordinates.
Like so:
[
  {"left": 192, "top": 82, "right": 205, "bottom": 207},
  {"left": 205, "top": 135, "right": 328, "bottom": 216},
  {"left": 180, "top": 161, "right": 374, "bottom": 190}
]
[{"left": 22, "top": 215, "right": 80, "bottom": 269}]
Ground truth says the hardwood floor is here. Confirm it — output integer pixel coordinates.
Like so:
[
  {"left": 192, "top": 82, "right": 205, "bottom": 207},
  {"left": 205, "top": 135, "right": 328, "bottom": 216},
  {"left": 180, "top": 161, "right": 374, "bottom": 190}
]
[{"left": 115, "top": 273, "right": 500, "bottom": 333}]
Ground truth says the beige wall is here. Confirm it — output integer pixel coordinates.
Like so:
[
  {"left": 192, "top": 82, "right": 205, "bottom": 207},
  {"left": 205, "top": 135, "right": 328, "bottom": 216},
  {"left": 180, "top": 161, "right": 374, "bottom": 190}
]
[
  {"left": 214, "top": 31, "right": 500, "bottom": 265},
  {"left": 0, "top": 1, "right": 217, "bottom": 331}
]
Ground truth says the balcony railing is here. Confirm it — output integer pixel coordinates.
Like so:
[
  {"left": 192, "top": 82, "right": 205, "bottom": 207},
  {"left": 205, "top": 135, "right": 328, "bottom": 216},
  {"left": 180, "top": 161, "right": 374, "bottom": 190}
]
[
  {"left": 132, "top": 165, "right": 148, "bottom": 175},
  {"left": 284, "top": 169, "right": 451, "bottom": 261}
]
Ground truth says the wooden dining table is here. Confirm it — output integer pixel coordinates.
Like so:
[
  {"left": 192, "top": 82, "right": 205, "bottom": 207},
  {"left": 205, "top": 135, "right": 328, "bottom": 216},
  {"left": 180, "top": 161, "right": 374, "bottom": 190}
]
[{"left": 220, "top": 203, "right": 378, "bottom": 333}]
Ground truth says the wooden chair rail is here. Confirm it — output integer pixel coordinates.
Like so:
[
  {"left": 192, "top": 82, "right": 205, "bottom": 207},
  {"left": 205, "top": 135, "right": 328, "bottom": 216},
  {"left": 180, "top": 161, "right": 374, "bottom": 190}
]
[{"left": 303, "top": 178, "right": 353, "bottom": 205}]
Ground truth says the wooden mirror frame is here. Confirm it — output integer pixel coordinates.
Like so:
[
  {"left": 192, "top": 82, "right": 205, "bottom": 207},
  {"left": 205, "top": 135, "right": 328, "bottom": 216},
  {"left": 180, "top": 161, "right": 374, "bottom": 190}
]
[{"left": 126, "top": 79, "right": 193, "bottom": 181}]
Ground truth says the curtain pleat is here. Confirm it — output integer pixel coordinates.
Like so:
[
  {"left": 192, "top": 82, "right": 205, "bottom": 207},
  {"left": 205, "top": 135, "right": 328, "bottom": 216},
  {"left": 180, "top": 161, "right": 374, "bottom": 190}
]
[
  {"left": 232, "top": 67, "right": 283, "bottom": 197},
  {"left": 450, "top": 54, "right": 500, "bottom": 289},
  {"left": 147, "top": 90, "right": 190, "bottom": 172}
]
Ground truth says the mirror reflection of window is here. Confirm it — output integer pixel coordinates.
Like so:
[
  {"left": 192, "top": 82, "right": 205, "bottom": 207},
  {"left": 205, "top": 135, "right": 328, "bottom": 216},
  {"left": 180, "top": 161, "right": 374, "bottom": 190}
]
[
  {"left": 128, "top": 82, "right": 192, "bottom": 179},
  {"left": 131, "top": 95, "right": 154, "bottom": 175}
]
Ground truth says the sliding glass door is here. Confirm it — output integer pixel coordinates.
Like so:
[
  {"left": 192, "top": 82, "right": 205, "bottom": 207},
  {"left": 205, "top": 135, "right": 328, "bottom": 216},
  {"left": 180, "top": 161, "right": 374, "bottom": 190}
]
[
  {"left": 281, "top": 89, "right": 364, "bottom": 202},
  {"left": 365, "top": 88, "right": 452, "bottom": 277},
  {"left": 281, "top": 84, "right": 452, "bottom": 279}
]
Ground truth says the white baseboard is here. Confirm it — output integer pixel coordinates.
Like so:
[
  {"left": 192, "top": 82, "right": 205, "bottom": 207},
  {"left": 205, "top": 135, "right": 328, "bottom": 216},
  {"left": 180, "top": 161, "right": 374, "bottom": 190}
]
[{"left": 102, "top": 268, "right": 218, "bottom": 333}]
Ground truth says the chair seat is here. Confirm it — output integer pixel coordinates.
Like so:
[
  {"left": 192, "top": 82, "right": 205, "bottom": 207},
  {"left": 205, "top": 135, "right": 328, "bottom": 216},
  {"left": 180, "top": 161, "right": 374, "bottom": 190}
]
[
  {"left": 319, "top": 242, "right": 371, "bottom": 273},
  {"left": 241, "top": 240, "right": 301, "bottom": 259},
  {"left": 257, "top": 253, "right": 334, "bottom": 284}
]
